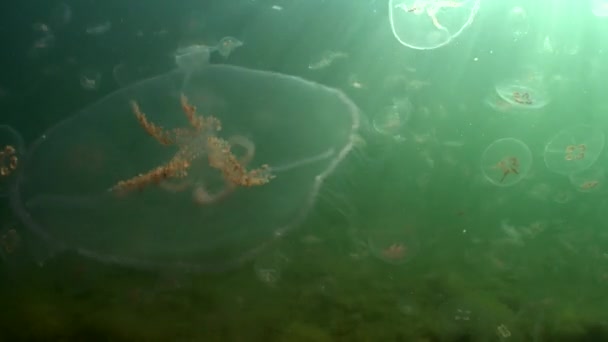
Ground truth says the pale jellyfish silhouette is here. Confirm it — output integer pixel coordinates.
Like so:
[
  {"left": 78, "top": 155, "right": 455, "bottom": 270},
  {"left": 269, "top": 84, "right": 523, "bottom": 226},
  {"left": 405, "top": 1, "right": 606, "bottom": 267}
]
[
  {"left": 494, "top": 67, "right": 550, "bottom": 110},
  {"left": 217, "top": 36, "right": 243, "bottom": 58},
  {"left": 389, "top": 0, "right": 480, "bottom": 50},
  {"left": 506, "top": 6, "right": 529, "bottom": 41},
  {"left": 569, "top": 167, "right": 604, "bottom": 193},
  {"left": 0, "top": 125, "right": 23, "bottom": 198},
  {"left": 367, "top": 224, "right": 420, "bottom": 265},
  {"left": 544, "top": 125, "right": 605, "bottom": 176},
  {"left": 8, "top": 65, "right": 362, "bottom": 272},
  {"left": 372, "top": 97, "right": 412, "bottom": 140},
  {"left": 480, "top": 138, "right": 532, "bottom": 187},
  {"left": 174, "top": 45, "right": 212, "bottom": 71}
]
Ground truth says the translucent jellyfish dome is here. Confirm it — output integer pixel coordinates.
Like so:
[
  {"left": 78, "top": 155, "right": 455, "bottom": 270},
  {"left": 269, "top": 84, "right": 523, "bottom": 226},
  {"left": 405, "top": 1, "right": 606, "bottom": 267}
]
[
  {"left": 367, "top": 224, "right": 420, "bottom": 265},
  {"left": 494, "top": 68, "right": 550, "bottom": 110},
  {"left": 569, "top": 167, "right": 604, "bottom": 193},
  {"left": 174, "top": 45, "right": 212, "bottom": 71},
  {"left": 0, "top": 125, "right": 23, "bottom": 197},
  {"left": 544, "top": 125, "right": 605, "bottom": 176},
  {"left": 10, "top": 65, "right": 362, "bottom": 272},
  {"left": 389, "top": 0, "right": 481, "bottom": 50},
  {"left": 480, "top": 138, "right": 532, "bottom": 187},
  {"left": 372, "top": 97, "right": 412, "bottom": 140}
]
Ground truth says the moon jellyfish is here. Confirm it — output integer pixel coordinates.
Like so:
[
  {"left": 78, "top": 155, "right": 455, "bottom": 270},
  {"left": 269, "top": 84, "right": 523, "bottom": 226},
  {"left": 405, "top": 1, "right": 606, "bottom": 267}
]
[
  {"left": 372, "top": 97, "right": 412, "bottom": 140},
  {"left": 484, "top": 91, "right": 514, "bottom": 113},
  {"left": 79, "top": 68, "right": 102, "bottom": 91},
  {"left": 506, "top": 6, "right": 529, "bottom": 41},
  {"left": 0, "top": 125, "right": 23, "bottom": 197},
  {"left": 389, "top": 0, "right": 480, "bottom": 50},
  {"left": 216, "top": 36, "right": 243, "bottom": 58},
  {"left": 10, "top": 65, "right": 362, "bottom": 272},
  {"left": 544, "top": 125, "right": 605, "bottom": 176},
  {"left": 494, "top": 70, "right": 550, "bottom": 110},
  {"left": 569, "top": 167, "right": 604, "bottom": 193},
  {"left": 174, "top": 45, "right": 212, "bottom": 71},
  {"left": 481, "top": 138, "right": 532, "bottom": 187},
  {"left": 368, "top": 225, "right": 420, "bottom": 265}
]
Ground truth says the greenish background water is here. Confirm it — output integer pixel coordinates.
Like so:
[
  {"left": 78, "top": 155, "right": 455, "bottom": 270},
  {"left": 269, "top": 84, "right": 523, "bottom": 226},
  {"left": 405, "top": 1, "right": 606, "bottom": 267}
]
[{"left": 2, "top": 0, "right": 608, "bottom": 340}]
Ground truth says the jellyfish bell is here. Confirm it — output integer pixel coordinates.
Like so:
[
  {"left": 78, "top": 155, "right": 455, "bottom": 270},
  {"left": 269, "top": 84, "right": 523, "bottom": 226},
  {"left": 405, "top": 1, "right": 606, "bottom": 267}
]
[
  {"left": 372, "top": 97, "right": 412, "bottom": 140},
  {"left": 10, "top": 65, "right": 362, "bottom": 272},
  {"left": 480, "top": 138, "right": 532, "bottom": 187},
  {"left": 367, "top": 223, "right": 420, "bottom": 265},
  {"left": 544, "top": 124, "right": 605, "bottom": 176},
  {"left": 569, "top": 167, "right": 604, "bottom": 193},
  {"left": 494, "top": 82, "right": 549, "bottom": 110},
  {"left": 0, "top": 125, "right": 24, "bottom": 198},
  {"left": 389, "top": 0, "right": 480, "bottom": 50}
]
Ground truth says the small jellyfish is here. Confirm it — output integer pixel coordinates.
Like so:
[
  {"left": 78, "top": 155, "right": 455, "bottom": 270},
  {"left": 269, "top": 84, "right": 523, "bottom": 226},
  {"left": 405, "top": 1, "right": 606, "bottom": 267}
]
[
  {"left": 367, "top": 225, "right": 420, "bottom": 265},
  {"left": 552, "top": 190, "right": 573, "bottom": 204},
  {"left": 481, "top": 138, "right": 532, "bottom": 187},
  {"left": 80, "top": 69, "right": 102, "bottom": 90},
  {"left": 506, "top": 6, "right": 529, "bottom": 41},
  {"left": 484, "top": 91, "right": 514, "bottom": 113},
  {"left": 174, "top": 45, "right": 212, "bottom": 71},
  {"left": 86, "top": 21, "right": 112, "bottom": 35},
  {"left": 569, "top": 167, "right": 604, "bottom": 193},
  {"left": 389, "top": 0, "right": 481, "bottom": 50},
  {"left": 253, "top": 250, "right": 289, "bottom": 287},
  {"left": 49, "top": 2, "right": 72, "bottom": 28},
  {"left": 308, "top": 51, "right": 348, "bottom": 70},
  {"left": 216, "top": 36, "right": 243, "bottom": 58},
  {"left": 372, "top": 97, "right": 412, "bottom": 140},
  {"left": 494, "top": 80, "right": 549, "bottom": 110},
  {"left": 0, "top": 125, "right": 24, "bottom": 197},
  {"left": 544, "top": 124, "right": 605, "bottom": 175}
]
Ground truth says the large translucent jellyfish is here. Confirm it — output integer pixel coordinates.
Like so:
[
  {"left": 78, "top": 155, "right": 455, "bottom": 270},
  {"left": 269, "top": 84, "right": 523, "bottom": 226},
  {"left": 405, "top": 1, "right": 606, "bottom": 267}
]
[
  {"left": 389, "top": 0, "right": 480, "bottom": 50},
  {"left": 480, "top": 138, "right": 532, "bottom": 187},
  {"left": 9, "top": 65, "right": 362, "bottom": 272},
  {"left": 544, "top": 125, "right": 605, "bottom": 176}
]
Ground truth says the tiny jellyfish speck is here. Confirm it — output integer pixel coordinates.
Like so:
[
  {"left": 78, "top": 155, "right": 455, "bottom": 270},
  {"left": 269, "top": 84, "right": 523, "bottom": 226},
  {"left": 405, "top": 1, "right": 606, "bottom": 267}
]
[
  {"left": 9, "top": 65, "right": 362, "bottom": 272},
  {"left": 544, "top": 124, "right": 604, "bottom": 175},
  {"left": 481, "top": 138, "right": 532, "bottom": 187},
  {"left": 389, "top": 0, "right": 480, "bottom": 50}
]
